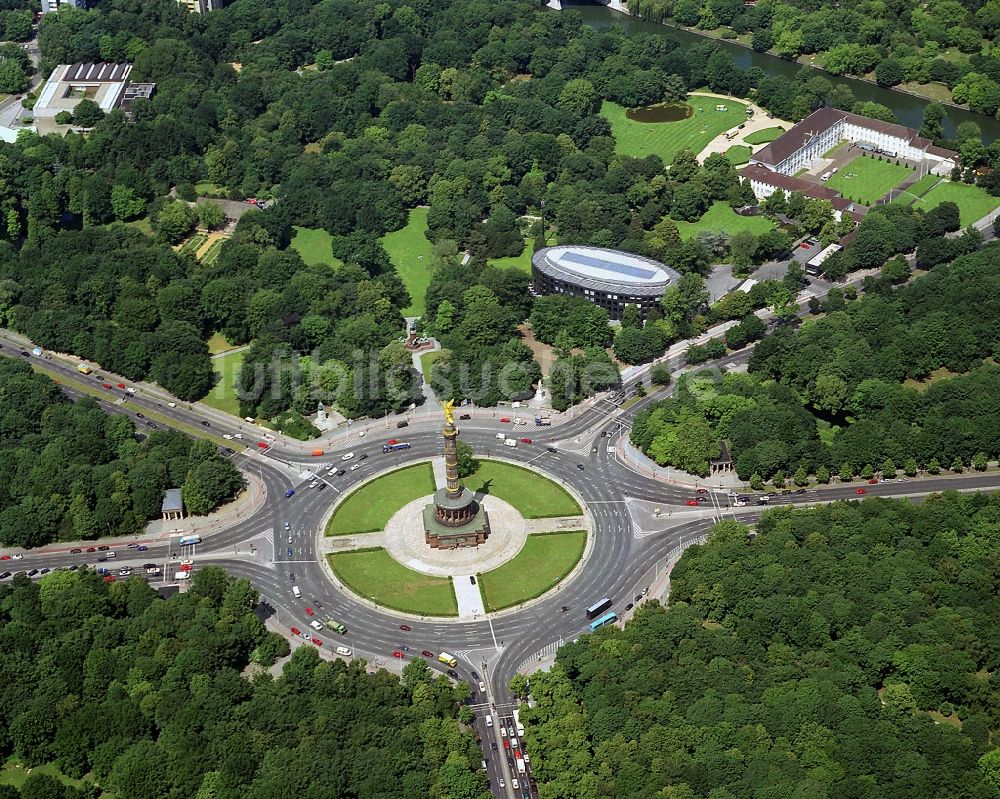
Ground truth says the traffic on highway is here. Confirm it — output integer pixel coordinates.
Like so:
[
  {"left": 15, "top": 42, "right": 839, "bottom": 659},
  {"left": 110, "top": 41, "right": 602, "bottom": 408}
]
[{"left": 2, "top": 326, "right": 999, "bottom": 799}]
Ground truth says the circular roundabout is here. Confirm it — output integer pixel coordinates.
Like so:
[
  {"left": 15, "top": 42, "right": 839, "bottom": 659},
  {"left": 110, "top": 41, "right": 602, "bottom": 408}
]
[{"left": 321, "top": 457, "right": 591, "bottom": 618}]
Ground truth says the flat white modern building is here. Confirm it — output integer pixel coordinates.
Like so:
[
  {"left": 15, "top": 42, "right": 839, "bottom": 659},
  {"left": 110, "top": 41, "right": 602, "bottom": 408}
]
[
  {"left": 177, "top": 0, "right": 223, "bottom": 12},
  {"left": 39, "top": 0, "right": 85, "bottom": 14},
  {"left": 32, "top": 62, "right": 155, "bottom": 135}
]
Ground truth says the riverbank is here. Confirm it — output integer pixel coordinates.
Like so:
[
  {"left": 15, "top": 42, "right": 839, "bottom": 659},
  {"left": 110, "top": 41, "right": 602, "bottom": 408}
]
[
  {"left": 566, "top": 3, "right": 998, "bottom": 142},
  {"left": 619, "top": 12, "right": 973, "bottom": 114}
]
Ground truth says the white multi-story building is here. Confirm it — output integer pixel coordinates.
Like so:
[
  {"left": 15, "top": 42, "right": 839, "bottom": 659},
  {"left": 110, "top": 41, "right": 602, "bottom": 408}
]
[{"left": 749, "top": 107, "right": 957, "bottom": 177}]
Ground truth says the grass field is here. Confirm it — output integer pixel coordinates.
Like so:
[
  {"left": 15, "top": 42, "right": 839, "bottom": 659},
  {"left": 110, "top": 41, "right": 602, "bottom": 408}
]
[
  {"left": 912, "top": 180, "right": 1000, "bottom": 226},
  {"left": 194, "top": 181, "right": 225, "bottom": 196},
  {"left": 675, "top": 201, "right": 776, "bottom": 240},
  {"left": 601, "top": 95, "right": 747, "bottom": 163},
  {"left": 478, "top": 530, "right": 586, "bottom": 611},
  {"left": 178, "top": 233, "right": 207, "bottom": 256},
  {"left": 202, "top": 349, "right": 244, "bottom": 417},
  {"left": 327, "top": 549, "right": 457, "bottom": 616},
  {"left": 207, "top": 332, "right": 237, "bottom": 355},
  {"left": 291, "top": 226, "right": 344, "bottom": 268},
  {"left": 724, "top": 144, "right": 752, "bottom": 165},
  {"left": 743, "top": 126, "right": 785, "bottom": 145},
  {"left": 421, "top": 349, "right": 447, "bottom": 383},
  {"left": 488, "top": 240, "right": 533, "bottom": 273},
  {"left": 200, "top": 238, "right": 224, "bottom": 265},
  {"left": 0, "top": 759, "right": 94, "bottom": 790},
  {"left": 326, "top": 462, "right": 436, "bottom": 535},
  {"left": 826, "top": 155, "right": 913, "bottom": 205},
  {"left": 382, "top": 207, "right": 435, "bottom": 317},
  {"left": 464, "top": 460, "right": 581, "bottom": 519}
]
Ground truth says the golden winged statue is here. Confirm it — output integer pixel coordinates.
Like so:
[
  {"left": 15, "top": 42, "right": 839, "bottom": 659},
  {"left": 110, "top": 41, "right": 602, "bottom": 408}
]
[{"left": 443, "top": 399, "right": 456, "bottom": 426}]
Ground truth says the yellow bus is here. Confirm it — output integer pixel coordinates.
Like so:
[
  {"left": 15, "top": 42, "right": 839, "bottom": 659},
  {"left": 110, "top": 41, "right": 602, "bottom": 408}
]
[{"left": 437, "top": 651, "right": 457, "bottom": 667}]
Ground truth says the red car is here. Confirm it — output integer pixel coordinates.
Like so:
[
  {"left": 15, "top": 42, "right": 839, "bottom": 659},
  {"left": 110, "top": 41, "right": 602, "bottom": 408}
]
[
  {"left": 399, "top": 624, "right": 411, "bottom": 631},
  {"left": 387, "top": 438, "right": 398, "bottom": 445},
  {"left": 257, "top": 442, "right": 269, "bottom": 449},
  {"left": 421, "top": 650, "right": 434, "bottom": 658},
  {"left": 392, "top": 650, "right": 406, "bottom": 659},
  {"left": 500, "top": 417, "right": 510, "bottom": 423},
  {"left": 116, "top": 383, "right": 125, "bottom": 389},
  {"left": 696, "top": 488, "right": 708, "bottom": 494},
  {"left": 103, "top": 574, "right": 116, "bottom": 583},
  {"left": 686, "top": 499, "right": 698, "bottom": 506},
  {"left": 799, "top": 242, "right": 810, "bottom": 249},
  {"left": 855, "top": 488, "right": 867, "bottom": 495},
  {"left": 0, "top": 555, "right": 10, "bottom": 561},
  {"left": 520, "top": 437, "right": 532, "bottom": 444},
  {"left": 868, "top": 478, "right": 878, "bottom": 484},
  {"left": 305, "top": 607, "right": 315, "bottom": 616},
  {"left": 179, "top": 563, "right": 193, "bottom": 571},
  {"left": 86, "top": 547, "right": 96, "bottom": 553},
  {"left": 312, "top": 637, "right": 323, "bottom": 647},
  {"left": 290, "top": 627, "right": 301, "bottom": 636},
  {"left": 503, "top": 739, "right": 511, "bottom": 750},
  {"left": 101, "top": 383, "right": 112, "bottom": 389}
]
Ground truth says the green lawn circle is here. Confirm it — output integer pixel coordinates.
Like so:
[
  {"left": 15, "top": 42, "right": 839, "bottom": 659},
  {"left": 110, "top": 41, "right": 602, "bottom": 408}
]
[{"left": 321, "top": 459, "right": 589, "bottom": 617}]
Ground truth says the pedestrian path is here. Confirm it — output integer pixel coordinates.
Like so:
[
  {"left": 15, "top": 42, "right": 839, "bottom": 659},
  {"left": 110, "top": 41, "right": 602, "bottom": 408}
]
[{"left": 454, "top": 576, "right": 486, "bottom": 619}]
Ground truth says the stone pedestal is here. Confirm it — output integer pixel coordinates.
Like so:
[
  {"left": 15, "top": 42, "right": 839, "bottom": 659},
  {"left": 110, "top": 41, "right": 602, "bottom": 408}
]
[{"left": 424, "top": 420, "right": 490, "bottom": 549}]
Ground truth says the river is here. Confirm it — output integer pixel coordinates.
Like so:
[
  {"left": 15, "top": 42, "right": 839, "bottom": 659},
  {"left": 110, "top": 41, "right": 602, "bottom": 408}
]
[{"left": 566, "top": 1, "right": 1000, "bottom": 144}]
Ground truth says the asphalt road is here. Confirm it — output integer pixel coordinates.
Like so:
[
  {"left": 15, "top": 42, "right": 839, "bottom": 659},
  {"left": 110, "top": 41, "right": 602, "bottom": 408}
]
[{"left": 4, "top": 325, "right": 1000, "bottom": 799}]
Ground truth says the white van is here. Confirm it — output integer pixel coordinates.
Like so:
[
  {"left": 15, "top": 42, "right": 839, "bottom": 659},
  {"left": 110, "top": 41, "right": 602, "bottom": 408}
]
[
  {"left": 485, "top": 715, "right": 493, "bottom": 728},
  {"left": 336, "top": 645, "right": 353, "bottom": 657},
  {"left": 310, "top": 620, "right": 324, "bottom": 631},
  {"left": 292, "top": 585, "right": 301, "bottom": 598},
  {"left": 174, "top": 571, "right": 190, "bottom": 581},
  {"left": 504, "top": 438, "right": 517, "bottom": 448}
]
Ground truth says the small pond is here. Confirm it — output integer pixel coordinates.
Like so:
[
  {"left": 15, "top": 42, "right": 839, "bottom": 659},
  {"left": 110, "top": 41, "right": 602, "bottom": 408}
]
[{"left": 625, "top": 102, "right": 692, "bottom": 123}]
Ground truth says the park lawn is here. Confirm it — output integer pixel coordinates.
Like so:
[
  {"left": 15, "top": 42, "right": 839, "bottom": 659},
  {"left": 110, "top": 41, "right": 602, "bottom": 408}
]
[
  {"left": 421, "top": 349, "right": 447, "bottom": 383},
  {"left": 207, "top": 331, "right": 237, "bottom": 355},
  {"left": 892, "top": 173, "right": 942, "bottom": 206},
  {"left": 382, "top": 207, "right": 435, "bottom": 317},
  {"left": 912, "top": 180, "right": 1000, "bottom": 226},
  {"left": 601, "top": 95, "right": 747, "bottom": 163},
  {"left": 122, "top": 216, "right": 153, "bottom": 236},
  {"left": 478, "top": 530, "right": 586, "bottom": 611},
  {"left": 675, "top": 201, "right": 776, "bottom": 240},
  {"left": 202, "top": 349, "right": 244, "bottom": 417},
  {"left": 327, "top": 549, "right": 457, "bottom": 616},
  {"left": 743, "top": 126, "right": 785, "bottom": 145},
  {"left": 194, "top": 181, "right": 225, "bottom": 195},
  {"left": 724, "top": 144, "right": 752, "bottom": 165},
  {"left": 464, "top": 460, "right": 581, "bottom": 519},
  {"left": 826, "top": 155, "right": 913, "bottom": 205},
  {"left": 0, "top": 758, "right": 94, "bottom": 790},
  {"left": 326, "top": 462, "right": 436, "bottom": 535},
  {"left": 291, "top": 226, "right": 344, "bottom": 268},
  {"left": 488, "top": 240, "right": 532, "bottom": 273}
]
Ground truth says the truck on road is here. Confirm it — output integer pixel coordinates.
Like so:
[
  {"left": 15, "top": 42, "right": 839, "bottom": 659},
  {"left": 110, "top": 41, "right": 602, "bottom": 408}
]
[
  {"left": 534, "top": 416, "right": 551, "bottom": 426},
  {"left": 77, "top": 363, "right": 93, "bottom": 374},
  {"left": 437, "top": 651, "right": 458, "bottom": 667}
]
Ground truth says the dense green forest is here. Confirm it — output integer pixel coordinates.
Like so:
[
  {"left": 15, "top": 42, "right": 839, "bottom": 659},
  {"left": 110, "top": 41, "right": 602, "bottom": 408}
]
[
  {"left": 0, "top": 566, "right": 488, "bottom": 799},
  {"left": 631, "top": 242, "right": 1000, "bottom": 480},
  {"left": 0, "top": 0, "right": 993, "bottom": 415},
  {"left": 630, "top": 0, "right": 1000, "bottom": 118},
  {"left": 520, "top": 494, "right": 1000, "bottom": 798},
  {"left": 0, "top": 359, "right": 242, "bottom": 547}
]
